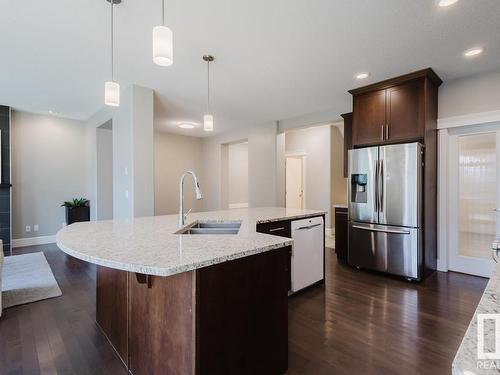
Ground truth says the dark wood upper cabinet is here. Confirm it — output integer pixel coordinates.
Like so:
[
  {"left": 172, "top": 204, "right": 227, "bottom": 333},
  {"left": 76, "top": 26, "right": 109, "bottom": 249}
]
[
  {"left": 385, "top": 79, "right": 424, "bottom": 142},
  {"left": 340, "top": 112, "right": 352, "bottom": 178},
  {"left": 352, "top": 90, "right": 386, "bottom": 146},
  {"left": 349, "top": 68, "right": 442, "bottom": 147}
]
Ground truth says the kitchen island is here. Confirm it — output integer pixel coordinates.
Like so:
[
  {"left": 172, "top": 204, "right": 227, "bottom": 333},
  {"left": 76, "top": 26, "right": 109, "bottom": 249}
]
[
  {"left": 453, "top": 263, "right": 500, "bottom": 375},
  {"left": 56, "top": 207, "right": 325, "bottom": 375}
]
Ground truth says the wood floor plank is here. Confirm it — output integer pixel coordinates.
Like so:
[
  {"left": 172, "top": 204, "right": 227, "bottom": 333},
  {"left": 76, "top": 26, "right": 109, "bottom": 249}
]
[{"left": 0, "top": 244, "right": 487, "bottom": 374}]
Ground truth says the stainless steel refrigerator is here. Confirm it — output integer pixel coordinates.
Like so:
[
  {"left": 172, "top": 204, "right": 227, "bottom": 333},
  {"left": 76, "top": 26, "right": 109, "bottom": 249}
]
[{"left": 348, "top": 142, "right": 423, "bottom": 280}]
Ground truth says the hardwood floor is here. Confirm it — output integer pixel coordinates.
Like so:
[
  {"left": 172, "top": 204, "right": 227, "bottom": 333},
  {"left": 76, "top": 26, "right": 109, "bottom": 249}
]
[{"left": 0, "top": 244, "right": 487, "bottom": 374}]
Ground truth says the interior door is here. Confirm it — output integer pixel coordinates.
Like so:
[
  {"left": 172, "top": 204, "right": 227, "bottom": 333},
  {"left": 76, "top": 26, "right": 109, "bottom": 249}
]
[
  {"left": 448, "top": 126, "right": 500, "bottom": 277},
  {"left": 286, "top": 156, "right": 304, "bottom": 209},
  {"left": 352, "top": 90, "right": 386, "bottom": 146},
  {"left": 385, "top": 80, "right": 424, "bottom": 142}
]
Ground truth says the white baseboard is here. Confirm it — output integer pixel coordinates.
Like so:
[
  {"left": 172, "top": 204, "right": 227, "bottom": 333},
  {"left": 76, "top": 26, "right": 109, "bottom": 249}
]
[
  {"left": 228, "top": 202, "right": 249, "bottom": 209},
  {"left": 12, "top": 235, "right": 56, "bottom": 248},
  {"left": 325, "top": 228, "right": 333, "bottom": 237}
]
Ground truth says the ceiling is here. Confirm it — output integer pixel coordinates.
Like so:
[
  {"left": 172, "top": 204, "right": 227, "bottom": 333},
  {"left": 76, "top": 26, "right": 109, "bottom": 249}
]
[{"left": 0, "top": 0, "right": 499, "bottom": 137}]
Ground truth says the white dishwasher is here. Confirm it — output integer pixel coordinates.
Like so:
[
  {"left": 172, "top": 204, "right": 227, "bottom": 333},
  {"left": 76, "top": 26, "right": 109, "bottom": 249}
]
[{"left": 291, "top": 216, "right": 324, "bottom": 293}]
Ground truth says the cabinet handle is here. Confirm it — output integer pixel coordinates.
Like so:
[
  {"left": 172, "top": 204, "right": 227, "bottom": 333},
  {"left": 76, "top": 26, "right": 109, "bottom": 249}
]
[
  {"left": 269, "top": 227, "right": 285, "bottom": 232},
  {"left": 385, "top": 124, "right": 389, "bottom": 140},
  {"left": 381, "top": 125, "right": 384, "bottom": 140}
]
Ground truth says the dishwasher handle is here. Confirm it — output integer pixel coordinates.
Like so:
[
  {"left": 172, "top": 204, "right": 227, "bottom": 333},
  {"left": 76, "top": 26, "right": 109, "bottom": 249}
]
[{"left": 295, "top": 223, "right": 322, "bottom": 231}]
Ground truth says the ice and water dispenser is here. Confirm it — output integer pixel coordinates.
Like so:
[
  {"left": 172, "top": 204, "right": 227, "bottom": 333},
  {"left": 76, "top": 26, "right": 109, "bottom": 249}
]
[{"left": 351, "top": 174, "right": 368, "bottom": 203}]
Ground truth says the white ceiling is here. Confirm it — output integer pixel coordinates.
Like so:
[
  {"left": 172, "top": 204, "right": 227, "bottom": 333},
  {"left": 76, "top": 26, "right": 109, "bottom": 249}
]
[{"left": 0, "top": 0, "right": 499, "bottom": 137}]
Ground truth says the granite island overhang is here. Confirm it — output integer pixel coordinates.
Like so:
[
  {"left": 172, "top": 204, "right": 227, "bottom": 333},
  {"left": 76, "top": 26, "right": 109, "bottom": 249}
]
[{"left": 56, "top": 207, "right": 326, "bottom": 375}]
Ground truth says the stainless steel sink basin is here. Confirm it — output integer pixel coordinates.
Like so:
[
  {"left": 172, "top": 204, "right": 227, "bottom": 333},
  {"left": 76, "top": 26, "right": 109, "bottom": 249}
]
[{"left": 176, "top": 221, "right": 241, "bottom": 235}]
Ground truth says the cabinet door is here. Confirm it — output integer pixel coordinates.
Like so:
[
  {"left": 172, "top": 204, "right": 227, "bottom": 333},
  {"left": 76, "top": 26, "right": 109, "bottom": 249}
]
[
  {"left": 256, "top": 220, "right": 292, "bottom": 291},
  {"left": 341, "top": 112, "right": 353, "bottom": 178},
  {"left": 334, "top": 208, "right": 348, "bottom": 262},
  {"left": 352, "top": 90, "right": 386, "bottom": 146},
  {"left": 386, "top": 80, "right": 424, "bottom": 142}
]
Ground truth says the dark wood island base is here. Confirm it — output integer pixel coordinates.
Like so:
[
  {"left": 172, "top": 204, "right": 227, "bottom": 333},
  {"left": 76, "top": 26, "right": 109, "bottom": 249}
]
[{"left": 96, "top": 246, "right": 290, "bottom": 375}]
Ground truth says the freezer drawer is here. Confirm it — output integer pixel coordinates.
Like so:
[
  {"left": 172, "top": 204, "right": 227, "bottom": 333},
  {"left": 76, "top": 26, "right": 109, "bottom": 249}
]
[{"left": 348, "top": 222, "right": 421, "bottom": 279}]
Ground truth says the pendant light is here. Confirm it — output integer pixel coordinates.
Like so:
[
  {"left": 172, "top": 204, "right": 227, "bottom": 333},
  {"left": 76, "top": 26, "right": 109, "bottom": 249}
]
[
  {"left": 105, "top": 0, "right": 120, "bottom": 107},
  {"left": 203, "top": 55, "right": 214, "bottom": 132},
  {"left": 153, "top": 0, "right": 173, "bottom": 66}
]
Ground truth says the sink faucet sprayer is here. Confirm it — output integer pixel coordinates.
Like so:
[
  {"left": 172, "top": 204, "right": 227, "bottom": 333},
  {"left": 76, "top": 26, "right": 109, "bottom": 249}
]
[{"left": 179, "top": 171, "right": 203, "bottom": 227}]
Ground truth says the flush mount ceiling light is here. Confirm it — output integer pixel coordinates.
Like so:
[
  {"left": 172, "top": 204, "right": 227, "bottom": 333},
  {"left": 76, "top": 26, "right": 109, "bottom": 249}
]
[
  {"left": 438, "top": 0, "right": 459, "bottom": 7},
  {"left": 464, "top": 47, "right": 483, "bottom": 57},
  {"left": 355, "top": 72, "right": 370, "bottom": 80},
  {"left": 179, "top": 123, "right": 195, "bottom": 129},
  {"left": 104, "top": 0, "right": 120, "bottom": 107},
  {"left": 203, "top": 55, "right": 215, "bottom": 132},
  {"left": 153, "top": 0, "right": 173, "bottom": 66}
]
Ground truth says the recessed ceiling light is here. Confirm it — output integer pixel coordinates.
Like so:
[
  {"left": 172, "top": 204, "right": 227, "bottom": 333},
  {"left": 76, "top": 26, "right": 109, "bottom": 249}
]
[
  {"left": 438, "top": 0, "right": 459, "bottom": 7},
  {"left": 48, "top": 110, "right": 59, "bottom": 115},
  {"left": 464, "top": 47, "right": 483, "bottom": 57},
  {"left": 179, "top": 123, "right": 195, "bottom": 129},
  {"left": 355, "top": 72, "right": 370, "bottom": 80}
]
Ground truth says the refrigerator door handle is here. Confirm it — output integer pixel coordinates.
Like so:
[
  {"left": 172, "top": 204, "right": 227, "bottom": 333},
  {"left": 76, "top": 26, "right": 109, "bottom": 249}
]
[
  {"left": 351, "top": 225, "right": 411, "bottom": 235},
  {"left": 374, "top": 159, "right": 379, "bottom": 213},
  {"left": 378, "top": 160, "right": 384, "bottom": 212}
]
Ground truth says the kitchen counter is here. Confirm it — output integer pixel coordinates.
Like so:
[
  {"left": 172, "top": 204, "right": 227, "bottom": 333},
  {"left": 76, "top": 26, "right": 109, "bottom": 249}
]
[
  {"left": 453, "top": 265, "right": 500, "bottom": 374},
  {"left": 56, "top": 207, "right": 325, "bottom": 277},
  {"left": 56, "top": 207, "right": 325, "bottom": 375}
]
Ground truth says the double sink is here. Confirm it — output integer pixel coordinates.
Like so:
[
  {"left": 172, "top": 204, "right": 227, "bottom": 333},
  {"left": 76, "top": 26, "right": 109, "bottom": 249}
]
[{"left": 176, "top": 221, "right": 242, "bottom": 235}]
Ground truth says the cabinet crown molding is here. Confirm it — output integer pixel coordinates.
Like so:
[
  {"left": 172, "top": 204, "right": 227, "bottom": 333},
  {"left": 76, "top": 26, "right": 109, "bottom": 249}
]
[{"left": 348, "top": 68, "right": 442, "bottom": 96}]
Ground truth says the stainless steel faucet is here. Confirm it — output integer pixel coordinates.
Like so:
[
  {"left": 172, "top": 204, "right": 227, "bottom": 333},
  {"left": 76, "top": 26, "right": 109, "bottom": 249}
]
[{"left": 179, "top": 171, "right": 203, "bottom": 227}]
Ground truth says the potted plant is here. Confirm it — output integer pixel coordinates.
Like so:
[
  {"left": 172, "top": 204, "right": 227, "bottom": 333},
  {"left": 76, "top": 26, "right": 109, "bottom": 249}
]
[{"left": 62, "top": 198, "right": 90, "bottom": 225}]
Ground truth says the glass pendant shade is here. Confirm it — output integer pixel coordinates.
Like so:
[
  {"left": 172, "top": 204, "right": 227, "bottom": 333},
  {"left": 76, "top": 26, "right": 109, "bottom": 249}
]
[
  {"left": 153, "top": 25, "right": 173, "bottom": 66},
  {"left": 203, "top": 114, "right": 214, "bottom": 132},
  {"left": 105, "top": 81, "right": 120, "bottom": 107}
]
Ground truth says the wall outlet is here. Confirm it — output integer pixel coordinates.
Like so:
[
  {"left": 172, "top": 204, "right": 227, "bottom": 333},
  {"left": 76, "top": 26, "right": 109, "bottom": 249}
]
[
  {"left": 25, "top": 225, "right": 31, "bottom": 232},
  {"left": 33, "top": 224, "right": 39, "bottom": 232}
]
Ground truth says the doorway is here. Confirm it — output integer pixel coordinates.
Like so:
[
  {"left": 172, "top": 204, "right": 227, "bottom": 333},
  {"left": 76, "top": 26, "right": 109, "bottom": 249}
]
[
  {"left": 286, "top": 155, "right": 305, "bottom": 209},
  {"left": 447, "top": 123, "right": 500, "bottom": 277},
  {"left": 96, "top": 121, "right": 114, "bottom": 220}
]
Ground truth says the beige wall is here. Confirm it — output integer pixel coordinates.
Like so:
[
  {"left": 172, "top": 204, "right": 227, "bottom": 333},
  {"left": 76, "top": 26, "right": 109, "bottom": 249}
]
[
  {"left": 227, "top": 141, "right": 249, "bottom": 207},
  {"left": 154, "top": 132, "right": 203, "bottom": 215},
  {"left": 201, "top": 122, "right": 278, "bottom": 211},
  {"left": 331, "top": 124, "right": 347, "bottom": 206},
  {"left": 96, "top": 124, "right": 113, "bottom": 220},
  {"left": 439, "top": 69, "right": 500, "bottom": 119},
  {"left": 12, "top": 110, "right": 87, "bottom": 239},
  {"left": 284, "top": 125, "right": 332, "bottom": 227}
]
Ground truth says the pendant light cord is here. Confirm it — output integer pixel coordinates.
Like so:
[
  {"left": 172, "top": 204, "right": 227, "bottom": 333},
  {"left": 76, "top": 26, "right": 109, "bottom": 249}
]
[
  {"left": 207, "top": 60, "right": 210, "bottom": 113},
  {"left": 162, "top": 0, "right": 165, "bottom": 25},
  {"left": 111, "top": 0, "right": 114, "bottom": 81}
]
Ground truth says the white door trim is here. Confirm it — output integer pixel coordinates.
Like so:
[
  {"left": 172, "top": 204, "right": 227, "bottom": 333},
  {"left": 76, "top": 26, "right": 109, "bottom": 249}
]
[
  {"left": 438, "top": 119, "right": 500, "bottom": 276},
  {"left": 438, "top": 110, "right": 500, "bottom": 130}
]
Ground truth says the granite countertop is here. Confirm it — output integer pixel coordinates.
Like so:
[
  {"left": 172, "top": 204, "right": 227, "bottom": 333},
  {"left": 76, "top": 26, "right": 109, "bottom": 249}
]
[
  {"left": 56, "top": 207, "right": 326, "bottom": 277},
  {"left": 453, "top": 264, "right": 500, "bottom": 375}
]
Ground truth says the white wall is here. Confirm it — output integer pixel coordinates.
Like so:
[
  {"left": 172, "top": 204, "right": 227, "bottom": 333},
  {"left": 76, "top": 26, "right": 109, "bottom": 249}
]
[
  {"left": 11, "top": 110, "right": 87, "bottom": 239},
  {"left": 84, "top": 85, "right": 154, "bottom": 220},
  {"left": 439, "top": 69, "right": 500, "bottom": 119},
  {"left": 284, "top": 125, "right": 332, "bottom": 227},
  {"left": 154, "top": 131, "right": 203, "bottom": 215},
  {"left": 201, "top": 122, "right": 278, "bottom": 211},
  {"left": 96, "top": 124, "right": 113, "bottom": 220},
  {"left": 227, "top": 141, "right": 249, "bottom": 207}
]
